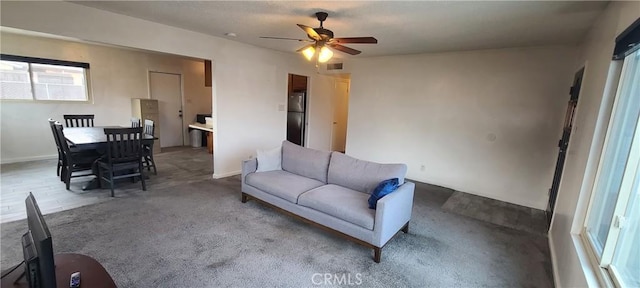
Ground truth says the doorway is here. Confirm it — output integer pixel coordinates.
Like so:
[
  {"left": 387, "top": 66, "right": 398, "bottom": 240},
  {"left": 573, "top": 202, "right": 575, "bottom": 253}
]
[
  {"left": 546, "top": 67, "right": 584, "bottom": 228},
  {"left": 287, "top": 74, "right": 308, "bottom": 146},
  {"left": 331, "top": 79, "right": 350, "bottom": 152},
  {"left": 149, "top": 71, "right": 184, "bottom": 148}
]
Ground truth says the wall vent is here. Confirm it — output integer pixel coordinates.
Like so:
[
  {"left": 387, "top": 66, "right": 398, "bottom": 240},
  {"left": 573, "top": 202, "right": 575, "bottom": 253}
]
[{"left": 326, "top": 63, "right": 343, "bottom": 70}]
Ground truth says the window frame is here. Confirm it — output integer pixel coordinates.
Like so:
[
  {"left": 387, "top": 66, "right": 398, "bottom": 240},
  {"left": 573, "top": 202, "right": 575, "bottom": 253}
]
[
  {"left": 0, "top": 54, "right": 92, "bottom": 103},
  {"left": 580, "top": 48, "right": 640, "bottom": 288}
]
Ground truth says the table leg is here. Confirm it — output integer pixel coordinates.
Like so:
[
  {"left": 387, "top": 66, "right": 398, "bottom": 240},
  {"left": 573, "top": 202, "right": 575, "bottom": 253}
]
[
  {"left": 82, "top": 158, "right": 105, "bottom": 191},
  {"left": 207, "top": 132, "right": 213, "bottom": 154},
  {"left": 82, "top": 160, "right": 101, "bottom": 191}
]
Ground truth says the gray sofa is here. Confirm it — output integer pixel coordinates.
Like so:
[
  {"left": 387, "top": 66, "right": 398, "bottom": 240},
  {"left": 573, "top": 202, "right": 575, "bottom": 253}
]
[{"left": 241, "top": 141, "right": 415, "bottom": 262}]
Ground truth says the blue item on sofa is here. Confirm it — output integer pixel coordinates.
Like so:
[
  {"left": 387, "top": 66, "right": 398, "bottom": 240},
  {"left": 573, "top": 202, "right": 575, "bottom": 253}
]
[{"left": 368, "top": 178, "right": 400, "bottom": 209}]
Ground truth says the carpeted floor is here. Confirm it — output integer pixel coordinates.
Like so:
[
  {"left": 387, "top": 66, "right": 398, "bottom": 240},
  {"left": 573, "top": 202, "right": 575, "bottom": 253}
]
[
  {"left": 442, "top": 191, "right": 548, "bottom": 235},
  {"left": 1, "top": 177, "right": 552, "bottom": 287}
]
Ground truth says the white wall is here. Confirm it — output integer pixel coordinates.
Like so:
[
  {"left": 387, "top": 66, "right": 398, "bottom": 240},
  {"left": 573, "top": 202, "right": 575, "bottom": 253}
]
[
  {"left": 549, "top": 2, "right": 640, "bottom": 287},
  {"left": 0, "top": 1, "right": 328, "bottom": 176},
  {"left": 0, "top": 31, "right": 211, "bottom": 163},
  {"left": 346, "top": 46, "right": 578, "bottom": 209}
]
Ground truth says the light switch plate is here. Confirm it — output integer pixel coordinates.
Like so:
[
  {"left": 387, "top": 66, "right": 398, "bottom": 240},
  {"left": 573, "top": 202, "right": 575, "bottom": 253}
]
[{"left": 278, "top": 104, "right": 285, "bottom": 111}]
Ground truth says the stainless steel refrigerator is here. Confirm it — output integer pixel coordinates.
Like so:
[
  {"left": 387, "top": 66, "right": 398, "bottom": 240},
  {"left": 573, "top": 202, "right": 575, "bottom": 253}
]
[{"left": 287, "top": 92, "right": 306, "bottom": 146}]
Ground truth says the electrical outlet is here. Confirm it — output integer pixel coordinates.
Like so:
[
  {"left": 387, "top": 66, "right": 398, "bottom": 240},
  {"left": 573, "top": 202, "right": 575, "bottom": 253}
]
[{"left": 420, "top": 165, "right": 426, "bottom": 171}]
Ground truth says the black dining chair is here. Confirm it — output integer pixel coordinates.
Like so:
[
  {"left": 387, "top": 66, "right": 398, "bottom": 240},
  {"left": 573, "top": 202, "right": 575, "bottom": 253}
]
[
  {"left": 64, "top": 114, "right": 95, "bottom": 127},
  {"left": 97, "top": 127, "right": 146, "bottom": 196},
  {"left": 53, "top": 122, "right": 101, "bottom": 190},
  {"left": 142, "top": 119, "right": 157, "bottom": 175},
  {"left": 131, "top": 117, "right": 141, "bottom": 128},
  {"left": 48, "top": 118, "right": 64, "bottom": 178}
]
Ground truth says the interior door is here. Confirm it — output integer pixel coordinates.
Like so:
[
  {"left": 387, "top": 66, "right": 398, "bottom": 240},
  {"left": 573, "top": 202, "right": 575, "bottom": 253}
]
[
  {"left": 149, "top": 72, "right": 183, "bottom": 148},
  {"left": 331, "top": 79, "right": 349, "bottom": 152},
  {"left": 546, "top": 67, "right": 584, "bottom": 228}
]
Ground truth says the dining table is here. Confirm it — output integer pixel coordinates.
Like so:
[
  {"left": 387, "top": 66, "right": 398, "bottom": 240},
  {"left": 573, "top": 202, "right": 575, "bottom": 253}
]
[{"left": 63, "top": 126, "right": 156, "bottom": 190}]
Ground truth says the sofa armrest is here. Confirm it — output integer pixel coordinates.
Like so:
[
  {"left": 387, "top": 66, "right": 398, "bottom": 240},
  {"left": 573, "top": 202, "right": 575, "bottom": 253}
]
[
  {"left": 372, "top": 181, "right": 415, "bottom": 247},
  {"left": 241, "top": 158, "right": 257, "bottom": 184}
]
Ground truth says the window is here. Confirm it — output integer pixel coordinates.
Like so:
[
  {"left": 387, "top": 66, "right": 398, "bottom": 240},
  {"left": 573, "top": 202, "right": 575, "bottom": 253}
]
[
  {"left": 583, "top": 48, "right": 639, "bottom": 287},
  {"left": 0, "top": 54, "right": 90, "bottom": 101}
]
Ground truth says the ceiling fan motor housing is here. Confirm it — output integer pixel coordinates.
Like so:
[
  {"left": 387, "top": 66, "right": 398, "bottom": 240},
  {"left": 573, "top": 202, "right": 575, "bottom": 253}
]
[
  {"left": 313, "top": 28, "right": 334, "bottom": 40},
  {"left": 316, "top": 12, "right": 328, "bottom": 22}
]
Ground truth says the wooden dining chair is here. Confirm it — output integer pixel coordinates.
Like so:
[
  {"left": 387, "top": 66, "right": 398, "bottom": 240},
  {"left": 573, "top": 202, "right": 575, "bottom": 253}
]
[
  {"left": 64, "top": 114, "right": 95, "bottom": 127},
  {"left": 142, "top": 119, "right": 157, "bottom": 175},
  {"left": 48, "top": 118, "right": 64, "bottom": 178},
  {"left": 97, "top": 127, "right": 146, "bottom": 196},
  {"left": 131, "top": 117, "right": 141, "bottom": 128},
  {"left": 53, "top": 122, "right": 101, "bottom": 190}
]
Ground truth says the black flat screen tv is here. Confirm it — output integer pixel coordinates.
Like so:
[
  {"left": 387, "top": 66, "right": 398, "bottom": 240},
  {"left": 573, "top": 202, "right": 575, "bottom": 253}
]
[{"left": 24, "top": 192, "right": 56, "bottom": 288}]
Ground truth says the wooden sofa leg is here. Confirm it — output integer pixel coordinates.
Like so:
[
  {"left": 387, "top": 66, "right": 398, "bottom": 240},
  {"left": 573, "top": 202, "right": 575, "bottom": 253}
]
[
  {"left": 373, "top": 247, "right": 382, "bottom": 263},
  {"left": 402, "top": 222, "right": 409, "bottom": 233},
  {"left": 241, "top": 193, "right": 249, "bottom": 203}
]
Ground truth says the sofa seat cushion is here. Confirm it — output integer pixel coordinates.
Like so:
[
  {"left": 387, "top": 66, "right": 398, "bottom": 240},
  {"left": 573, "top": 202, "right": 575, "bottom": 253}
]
[
  {"left": 246, "top": 170, "right": 325, "bottom": 203},
  {"left": 328, "top": 152, "right": 407, "bottom": 194},
  {"left": 298, "top": 184, "right": 375, "bottom": 230}
]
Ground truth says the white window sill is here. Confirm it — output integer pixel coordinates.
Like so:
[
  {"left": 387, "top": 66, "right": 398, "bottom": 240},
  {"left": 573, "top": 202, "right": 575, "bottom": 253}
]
[{"left": 571, "top": 233, "right": 614, "bottom": 288}]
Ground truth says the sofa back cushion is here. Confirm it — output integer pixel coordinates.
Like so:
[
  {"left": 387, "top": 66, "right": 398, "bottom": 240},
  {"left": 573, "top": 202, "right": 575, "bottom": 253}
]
[
  {"left": 328, "top": 152, "right": 407, "bottom": 194},
  {"left": 281, "top": 140, "right": 331, "bottom": 183}
]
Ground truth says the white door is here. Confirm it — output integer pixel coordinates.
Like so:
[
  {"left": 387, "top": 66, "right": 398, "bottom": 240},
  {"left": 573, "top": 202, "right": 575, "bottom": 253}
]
[
  {"left": 331, "top": 79, "right": 349, "bottom": 152},
  {"left": 149, "top": 72, "right": 183, "bottom": 148}
]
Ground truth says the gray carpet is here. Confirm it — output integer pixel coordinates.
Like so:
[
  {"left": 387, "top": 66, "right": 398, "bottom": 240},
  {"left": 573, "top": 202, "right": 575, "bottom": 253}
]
[
  {"left": 1, "top": 178, "right": 552, "bottom": 287},
  {"left": 442, "top": 191, "right": 548, "bottom": 236}
]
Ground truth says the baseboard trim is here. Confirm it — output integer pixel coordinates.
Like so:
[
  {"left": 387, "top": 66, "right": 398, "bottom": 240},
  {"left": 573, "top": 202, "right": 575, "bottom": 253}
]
[
  {"left": 406, "top": 178, "right": 546, "bottom": 210},
  {"left": 548, "top": 233, "right": 561, "bottom": 288},
  {"left": 1, "top": 154, "right": 57, "bottom": 164},
  {"left": 212, "top": 170, "right": 240, "bottom": 179}
]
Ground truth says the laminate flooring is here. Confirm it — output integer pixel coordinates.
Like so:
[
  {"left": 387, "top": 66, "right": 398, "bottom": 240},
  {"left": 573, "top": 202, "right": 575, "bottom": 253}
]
[{"left": 0, "top": 147, "right": 212, "bottom": 223}]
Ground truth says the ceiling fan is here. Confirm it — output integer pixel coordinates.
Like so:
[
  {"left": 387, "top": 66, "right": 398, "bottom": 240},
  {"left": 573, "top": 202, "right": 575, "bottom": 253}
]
[{"left": 260, "top": 12, "right": 378, "bottom": 63}]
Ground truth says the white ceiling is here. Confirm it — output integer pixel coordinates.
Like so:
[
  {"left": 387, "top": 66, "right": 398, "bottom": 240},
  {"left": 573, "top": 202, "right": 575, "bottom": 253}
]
[{"left": 71, "top": 1, "right": 608, "bottom": 58}]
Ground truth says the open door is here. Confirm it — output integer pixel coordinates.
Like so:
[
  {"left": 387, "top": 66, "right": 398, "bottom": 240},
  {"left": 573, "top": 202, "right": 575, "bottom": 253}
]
[{"left": 331, "top": 78, "right": 350, "bottom": 152}]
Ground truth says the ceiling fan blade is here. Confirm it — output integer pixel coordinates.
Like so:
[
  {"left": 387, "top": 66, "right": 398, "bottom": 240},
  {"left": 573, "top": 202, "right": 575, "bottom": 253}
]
[
  {"left": 329, "top": 44, "right": 361, "bottom": 55},
  {"left": 297, "top": 24, "right": 321, "bottom": 41},
  {"left": 331, "top": 37, "right": 378, "bottom": 44},
  {"left": 296, "top": 44, "right": 314, "bottom": 53},
  {"left": 260, "top": 36, "right": 311, "bottom": 42}
]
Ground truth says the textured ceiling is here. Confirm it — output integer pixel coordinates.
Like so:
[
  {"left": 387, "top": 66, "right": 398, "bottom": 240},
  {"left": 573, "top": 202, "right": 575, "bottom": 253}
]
[{"left": 71, "top": 1, "right": 608, "bottom": 58}]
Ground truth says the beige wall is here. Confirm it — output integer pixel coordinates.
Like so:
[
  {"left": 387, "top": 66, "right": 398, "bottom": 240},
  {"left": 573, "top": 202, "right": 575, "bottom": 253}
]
[
  {"left": 0, "top": 31, "right": 212, "bottom": 163},
  {"left": 346, "top": 46, "right": 578, "bottom": 209},
  {"left": 549, "top": 2, "right": 640, "bottom": 287}
]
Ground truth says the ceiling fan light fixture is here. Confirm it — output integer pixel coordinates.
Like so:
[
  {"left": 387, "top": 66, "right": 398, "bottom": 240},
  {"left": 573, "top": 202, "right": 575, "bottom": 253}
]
[
  {"left": 318, "top": 46, "right": 333, "bottom": 63},
  {"left": 262, "top": 12, "right": 377, "bottom": 63},
  {"left": 301, "top": 46, "right": 316, "bottom": 61}
]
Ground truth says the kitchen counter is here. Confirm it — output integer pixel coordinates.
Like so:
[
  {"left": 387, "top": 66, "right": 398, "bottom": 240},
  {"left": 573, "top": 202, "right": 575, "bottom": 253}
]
[{"left": 188, "top": 123, "right": 214, "bottom": 154}]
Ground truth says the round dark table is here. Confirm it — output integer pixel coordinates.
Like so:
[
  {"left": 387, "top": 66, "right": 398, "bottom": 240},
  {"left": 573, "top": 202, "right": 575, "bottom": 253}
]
[{"left": 1, "top": 253, "right": 116, "bottom": 288}]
